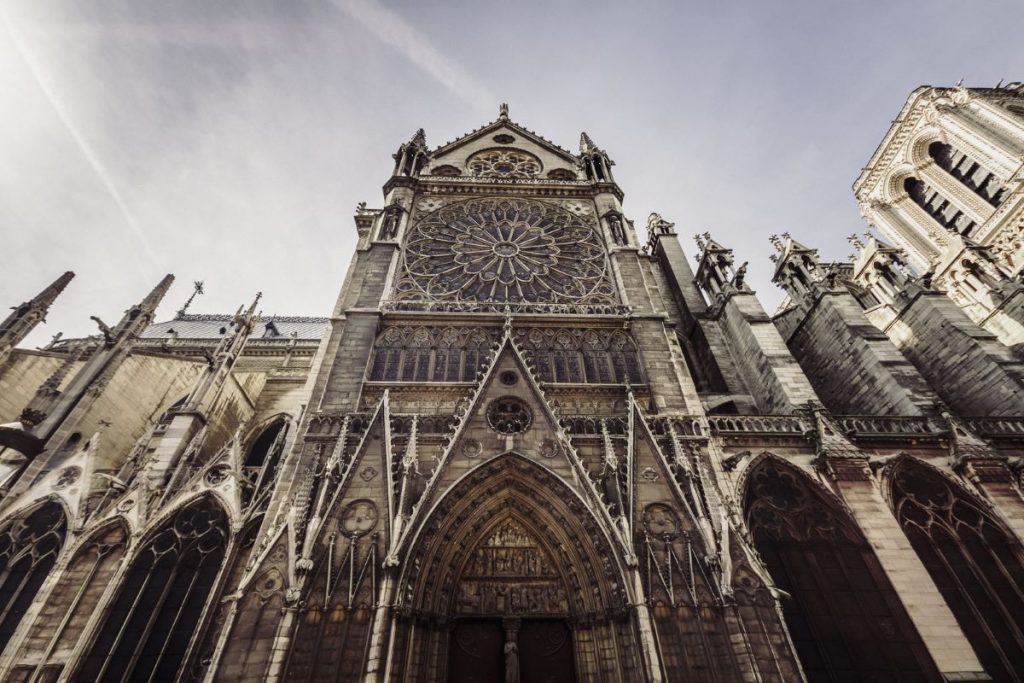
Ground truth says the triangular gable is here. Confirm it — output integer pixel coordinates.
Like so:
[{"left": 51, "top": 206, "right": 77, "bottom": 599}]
[
  {"left": 395, "top": 330, "right": 629, "bottom": 560},
  {"left": 430, "top": 117, "right": 578, "bottom": 164},
  {"left": 301, "top": 396, "right": 397, "bottom": 561}
]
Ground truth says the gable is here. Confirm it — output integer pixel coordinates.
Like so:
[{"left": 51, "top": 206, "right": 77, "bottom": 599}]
[{"left": 427, "top": 122, "right": 580, "bottom": 180}]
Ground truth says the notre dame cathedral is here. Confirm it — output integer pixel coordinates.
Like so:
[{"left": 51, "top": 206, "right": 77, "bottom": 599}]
[{"left": 1, "top": 83, "right": 1024, "bottom": 682}]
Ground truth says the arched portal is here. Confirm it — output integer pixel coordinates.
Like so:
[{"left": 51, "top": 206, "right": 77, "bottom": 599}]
[
  {"left": 0, "top": 501, "right": 66, "bottom": 652},
  {"left": 77, "top": 497, "right": 229, "bottom": 682},
  {"left": 888, "top": 458, "right": 1024, "bottom": 680},
  {"left": 743, "top": 457, "right": 939, "bottom": 682},
  {"left": 390, "top": 454, "right": 636, "bottom": 683}
]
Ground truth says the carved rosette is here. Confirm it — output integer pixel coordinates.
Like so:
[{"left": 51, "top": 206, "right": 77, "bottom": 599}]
[{"left": 395, "top": 198, "right": 615, "bottom": 308}]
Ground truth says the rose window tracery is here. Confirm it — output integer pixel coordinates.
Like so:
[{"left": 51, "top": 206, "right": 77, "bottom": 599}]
[
  {"left": 467, "top": 148, "right": 541, "bottom": 178},
  {"left": 396, "top": 198, "right": 615, "bottom": 308},
  {"left": 487, "top": 397, "right": 532, "bottom": 434}
]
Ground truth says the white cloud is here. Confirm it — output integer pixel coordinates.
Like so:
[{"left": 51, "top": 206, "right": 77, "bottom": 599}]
[{"left": 332, "top": 0, "right": 494, "bottom": 106}]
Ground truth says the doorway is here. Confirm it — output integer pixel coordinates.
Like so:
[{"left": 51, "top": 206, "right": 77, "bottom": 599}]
[{"left": 448, "top": 618, "right": 576, "bottom": 683}]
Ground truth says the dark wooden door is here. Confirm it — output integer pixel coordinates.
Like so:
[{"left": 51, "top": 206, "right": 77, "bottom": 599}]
[
  {"left": 519, "top": 619, "right": 575, "bottom": 683},
  {"left": 448, "top": 618, "right": 503, "bottom": 683}
]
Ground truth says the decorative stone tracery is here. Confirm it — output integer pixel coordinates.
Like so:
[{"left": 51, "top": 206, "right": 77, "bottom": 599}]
[
  {"left": 467, "top": 148, "right": 542, "bottom": 178},
  {"left": 395, "top": 198, "right": 616, "bottom": 310}
]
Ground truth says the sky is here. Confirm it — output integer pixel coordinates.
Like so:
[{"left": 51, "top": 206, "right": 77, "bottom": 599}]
[{"left": 2, "top": 0, "right": 1022, "bottom": 348}]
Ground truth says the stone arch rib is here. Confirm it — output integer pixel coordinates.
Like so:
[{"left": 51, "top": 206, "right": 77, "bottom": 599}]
[{"left": 387, "top": 453, "right": 636, "bottom": 682}]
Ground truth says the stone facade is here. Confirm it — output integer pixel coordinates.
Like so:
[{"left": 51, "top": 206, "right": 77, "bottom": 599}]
[{"left": 0, "top": 92, "right": 1022, "bottom": 682}]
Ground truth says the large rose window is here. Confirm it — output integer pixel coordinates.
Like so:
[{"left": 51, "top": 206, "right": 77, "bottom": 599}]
[{"left": 395, "top": 198, "right": 615, "bottom": 308}]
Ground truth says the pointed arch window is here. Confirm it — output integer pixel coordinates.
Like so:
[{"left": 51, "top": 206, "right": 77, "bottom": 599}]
[
  {"left": 0, "top": 501, "right": 66, "bottom": 652},
  {"left": 744, "top": 458, "right": 939, "bottom": 681},
  {"left": 890, "top": 460, "right": 1024, "bottom": 681},
  {"left": 11, "top": 522, "right": 126, "bottom": 680},
  {"left": 77, "top": 498, "right": 228, "bottom": 682},
  {"left": 369, "top": 326, "right": 497, "bottom": 383},
  {"left": 516, "top": 328, "right": 643, "bottom": 385},
  {"left": 928, "top": 141, "right": 1006, "bottom": 207},
  {"left": 243, "top": 419, "right": 289, "bottom": 502}
]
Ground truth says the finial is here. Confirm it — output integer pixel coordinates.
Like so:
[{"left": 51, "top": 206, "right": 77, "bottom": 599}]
[
  {"left": 579, "top": 131, "right": 596, "bottom": 153},
  {"left": 502, "top": 306, "right": 513, "bottom": 337},
  {"left": 768, "top": 234, "right": 784, "bottom": 252},
  {"left": 693, "top": 234, "right": 707, "bottom": 251},
  {"left": 176, "top": 280, "right": 204, "bottom": 319},
  {"left": 846, "top": 233, "right": 865, "bottom": 251},
  {"left": 499, "top": 103, "right": 509, "bottom": 119}
]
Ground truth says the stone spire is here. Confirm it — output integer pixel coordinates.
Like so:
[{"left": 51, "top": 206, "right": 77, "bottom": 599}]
[
  {"left": 770, "top": 233, "right": 829, "bottom": 300},
  {"left": 694, "top": 232, "right": 749, "bottom": 298},
  {"left": 392, "top": 129, "right": 429, "bottom": 178},
  {"left": 0, "top": 271, "right": 74, "bottom": 367},
  {"left": 175, "top": 280, "right": 204, "bottom": 319},
  {"left": 183, "top": 292, "right": 262, "bottom": 415},
  {"left": 28, "top": 274, "right": 174, "bottom": 445},
  {"left": 578, "top": 132, "right": 615, "bottom": 182},
  {"left": 139, "top": 291, "right": 263, "bottom": 489}
]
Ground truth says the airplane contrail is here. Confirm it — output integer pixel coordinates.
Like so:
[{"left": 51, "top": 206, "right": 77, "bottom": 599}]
[{"left": 3, "top": 13, "right": 159, "bottom": 275}]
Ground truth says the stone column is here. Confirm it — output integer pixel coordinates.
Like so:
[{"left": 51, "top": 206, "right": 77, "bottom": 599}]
[
  {"left": 935, "top": 105, "right": 1023, "bottom": 176},
  {"left": 916, "top": 160, "right": 992, "bottom": 226}
]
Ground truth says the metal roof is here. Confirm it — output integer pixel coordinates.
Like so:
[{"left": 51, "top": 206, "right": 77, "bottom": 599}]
[{"left": 141, "top": 314, "right": 328, "bottom": 341}]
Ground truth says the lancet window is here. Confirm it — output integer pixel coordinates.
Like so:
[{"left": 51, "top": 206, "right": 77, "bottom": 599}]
[
  {"left": 889, "top": 459, "right": 1024, "bottom": 681},
  {"left": 928, "top": 141, "right": 1006, "bottom": 207},
  {"left": 77, "top": 498, "right": 229, "bottom": 682},
  {"left": 11, "top": 523, "right": 126, "bottom": 681},
  {"left": 904, "top": 176, "right": 978, "bottom": 236},
  {"left": 243, "top": 418, "right": 288, "bottom": 502},
  {"left": 744, "top": 458, "right": 939, "bottom": 681},
  {"left": 515, "top": 328, "right": 644, "bottom": 384},
  {"left": 368, "top": 326, "right": 498, "bottom": 382},
  {"left": 0, "top": 501, "right": 66, "bottom": 652}
]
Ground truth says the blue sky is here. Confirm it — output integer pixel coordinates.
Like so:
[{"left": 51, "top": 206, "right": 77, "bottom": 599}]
[{"left": 2, "top": 0, "right": 1022, "bottom": 345}]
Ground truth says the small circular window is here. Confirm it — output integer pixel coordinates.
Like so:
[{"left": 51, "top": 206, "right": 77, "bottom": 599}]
[
  {"left": 500, "top": 370, "right": 519, "bottom": 386},
  {"left": 493, "top": 134, "right": 515, "bottom": 144},
  {"left": 486, "top": 397, "right": 532, "bottom": 434}
]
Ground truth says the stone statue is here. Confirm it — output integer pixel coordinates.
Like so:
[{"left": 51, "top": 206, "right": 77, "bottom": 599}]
[
  {"left": 608, "top": 213, "right": 626, "bottom": 245},
  {"left": 504, "top": 640, "right": 519, "bottom": 683},
  {"left": 646, "top": 212, "right": 674, "bottom": 234},
  {"left": 381, "top": 206, "right": 402, "bottom": 239}
]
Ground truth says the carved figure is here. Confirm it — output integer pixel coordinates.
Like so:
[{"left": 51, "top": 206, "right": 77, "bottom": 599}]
[
  {"left": 380, "top": 205, "right": 402, "bottom": 239},
  {"left": 607, "top": 213, "right": 626, "bottom": 245},
  {"left": 504, "top": 641, "right": 519, "bottom": 683}
]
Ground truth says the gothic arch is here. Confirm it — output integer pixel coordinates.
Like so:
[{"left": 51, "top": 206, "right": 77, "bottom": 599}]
[
  {"left": 742, "top": 456, "right": 940, "bottom": 681},
  {"left": 0, "top": 499, "right": 67, "bottom": 655},
  {"left": 7, "top": 519, "right": 127, "bottom": 680},
  {"left": 885, "top": 456, "right": 1024, "bottom": 680},
  {"left": 241, "top": 416, "right": 290, "bottom": 503},
  {"left": 388, "top": 453, "right": 638, "bottom": 681},
  {"left": 75, "top": 496, "right": 230, "bottom": 682}
]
